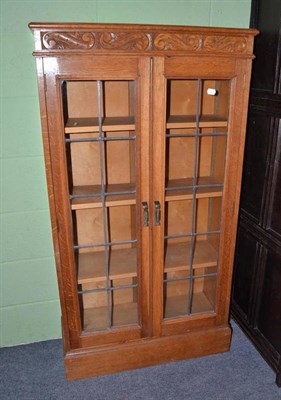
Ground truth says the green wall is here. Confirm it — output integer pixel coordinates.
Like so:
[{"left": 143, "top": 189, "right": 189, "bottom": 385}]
[{"left": 0, "top": 0, "right": 251, "bottom": 347}]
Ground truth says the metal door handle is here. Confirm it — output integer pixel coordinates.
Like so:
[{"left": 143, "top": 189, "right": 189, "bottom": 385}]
[
  {"left": 142, "top": 202, "right": 149, "bottom": 227},
  {"left": 154, "top": 201, "right": 161, "bottom": 226}
]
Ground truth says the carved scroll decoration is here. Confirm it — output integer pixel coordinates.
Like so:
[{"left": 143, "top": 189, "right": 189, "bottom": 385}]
[
  {"left": 153, "top": 33, "right": 202, "bottom": 51},
  {"left": 99, "top": 32, "right": 152, "bottom": 51},
  {"left": 41, "top": 30, "right": 249, "bottom": 54},
  {"left": 42, "top": 32, "right": 95, "bottom": 49},
  {"left": 203, "top": 36, "right": 248, "bottom": 53}
]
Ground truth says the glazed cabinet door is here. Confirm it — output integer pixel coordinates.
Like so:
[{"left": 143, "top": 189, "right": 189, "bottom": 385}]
[
  {"left": 152, "top": 56, "right": 252, "bottom": 336},
  {"left": 43, "top": 56, "right": 151, "bottom": 348}
]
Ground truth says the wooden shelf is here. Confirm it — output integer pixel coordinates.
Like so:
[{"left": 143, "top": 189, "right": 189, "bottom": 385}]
[
  {"left": 78, "top": 240, "right": 217, "bottom": 285},
  {"left": 83, "top": 302, "right": 138, "bottom": 332},
  {"left": 166, "top": 177, "right": 223, "bottom": 201},
  {"left": 167, "top": 115, "right": 228, "bottom": 130},
  {"left": 71, "top": 177, "right": 222, "bottom": 210},
  {"left": 71, "top": 183, "right": 136, "bottom": 210},
  {"left": 65, "top": 116, "right": 135, "bottom": 134},
  {"left": 164, "top": 240, "right": 218, "bottom": 273},
  {"left": 78, "top": 247, "right": 137, "bottom": 284},
  {"left": 84, "top": 292, "right": 214, "bottom": 332},
  {"left": 164, "top": 292, "right": 214, "bottom": 319}
]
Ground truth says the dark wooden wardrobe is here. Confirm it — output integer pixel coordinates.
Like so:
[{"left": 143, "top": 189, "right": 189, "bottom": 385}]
[{"left": 231, "top": 0, "right": 281, "bottom": 387}]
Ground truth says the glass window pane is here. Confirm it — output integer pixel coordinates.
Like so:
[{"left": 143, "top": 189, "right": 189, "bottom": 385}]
[
  {"left": 111, "top": 279, "right": 138, "bottom": 327},
  {"left": 62, "top": 79, "right": 139, "bottom": 334},
  {"left": 79, "top": 282, "right": 108, "bottom": 333},
  {"left": 164, "top": 278, "right": 190, "bottom": 319},
  {"left": 191, "top": 275, "right": 217, "bottom": 314},
  {"left": 165, "top": 200, "right": 193, "bottom": 237},
  {"left": 164, "top": 78, "right": 230, "bottom": 320}
]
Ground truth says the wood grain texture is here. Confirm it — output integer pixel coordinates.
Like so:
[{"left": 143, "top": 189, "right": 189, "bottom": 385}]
[
  {"left": 35, "top": 58, "right": 71, "bottom": 352},
  {"left": 71, "top": 183, "right": 136, "bottom": 210},
  {"left": 164, "top": 292, "right": 213, "bottom": 318},
  {"left": 29, "top": 23, "right": 258, "bottom": 58},
  {"left": 65, "top": 116, "right": 135, "bottom": 133},
  {"left": 83, "top": 302, "right": 138, "bottom": 332},
  {"left": 30, "top": 22, "right": 256, "bottom": 380},
  {"left": 64, "top": 325, "right": 231, "bottom": 380},
  {"left": 215, "top": 59, "right": 254, "bottom": 325},
  {"left": 77, "top": 239, "right": 218, "bottom": 285},
  {"left": 167, "top": 115, "right": 228, "bottom": 129},
  {"left": 165, "top": 240, "right": 218, "bottom": 272},
  {"left": 77, "top": 248, "right": 137, "bottom": 283}
]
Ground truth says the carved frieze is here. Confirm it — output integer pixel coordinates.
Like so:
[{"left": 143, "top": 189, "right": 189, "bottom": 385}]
[
  {"left": 153, "top": 33, "right": 202, "bottom": 51},
  {"left": 42, "top": 32, "right": 95, "bottom": 49},
  {"left": 99, "top": 32, "right": 152, "bottom": 50},
  {"left": 203, "top": 36, "right": 248, "bottom": 53},
  {"left": 40, "top": 30, "right": 249, "bottom": 55}
]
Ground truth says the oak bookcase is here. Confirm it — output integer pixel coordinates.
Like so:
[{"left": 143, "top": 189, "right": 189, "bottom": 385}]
[{"left": 29, "top": 23, "right": 258, "bottom": 380}]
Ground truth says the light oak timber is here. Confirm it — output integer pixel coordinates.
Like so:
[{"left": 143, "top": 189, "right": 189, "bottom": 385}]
[
  {"left": 165, "top": 241, "right": 218, "bottom": 272},
  {"left": 164, "top": 292, "right": 214, "bottom": 318},
  {"left": 29, "top": 22, "right": 257, "bottom": 380},
  {"left": 165, "top": 187, "right": 222, "bottom": 201},
  {"left": 166, "top": 176, "right": 223, "bottom": 201},
  {"left": 65, "top": 116, "right": 135, "bottom": 134},
  {"left": 79, "top": 325, "right": 141, "bottom": 348},
  {"left": 83, "top": 302, "right": 138, "bottom": 332},
  {"left": 167, "top": 115, "right": 228, "bottom": 129},
  {"left": 71, "top": 183, "right": 136, "bottom": 210},
  {"left": 78, "top": 248, "right": 137, "bottom": 284},
  {"left": 78, "top": 240, "right": 217, "bottom": 284},
  {"left": 71, "top": 177, "right": 223, "bottom": 210},
  {"left": 64, "top": 325, "right": 232, "bottom": 380},
  {"left": 83, "top": 292, "right": 214, "bottom": 333}
]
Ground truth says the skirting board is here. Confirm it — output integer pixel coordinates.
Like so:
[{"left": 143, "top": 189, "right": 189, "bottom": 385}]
[{"left": 64, "top": 325, "right": 232, "bottom": 380}]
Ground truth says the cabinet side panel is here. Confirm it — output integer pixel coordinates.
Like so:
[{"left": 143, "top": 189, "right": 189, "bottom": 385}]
[
  {"left": 35, "top": 58, "right": 70, "bottom": 350},
  {"left": 216, "top": 59, "right": 253, "bottom": 325},
  {"left": 44, "top": 70, "right": 83, "bottom": 347}
]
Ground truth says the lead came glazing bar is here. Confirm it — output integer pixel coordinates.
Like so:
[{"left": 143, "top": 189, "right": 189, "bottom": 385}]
[
  {"left": 78, "top": 283, "right": 138, "bottom": 295},
  {"left": 74, "top": 239, "right": 137, "bottom": 250},
  {"left": 70, "top": 189, "right": 136, "bottom": 200},
  {"left": 208, "top": 131, "right": 217, "bottom": 232},
  {"left": 97, "top": 80, "right": 112, "bottom": 329},
  {"left": 166, "top": 132, "right": 227, "bottom": 138},
  {"left": 164, "top": 230, "right": 221, "bottom": 240},
  {"left": 187, "top": 79, "right": 202, "bottom": 315},
  {"left": 164, "top": 272, "right": 217, "bottom": 284},
  {"left": 66, "top": 136, "right": 136, "bottom": 143},
  {"left": 165, "top": 183, "right": 223, "bottom": 191}
]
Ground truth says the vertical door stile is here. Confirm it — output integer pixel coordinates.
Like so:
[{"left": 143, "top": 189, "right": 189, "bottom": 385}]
[
  {"left": 152, "top": 57, "right": 166, "bottom": 336},
  {"left": 46, "top": 72, "right": 82, "bottom": 347},
  {"left": 158, "top": 56, "right": 236, "bottom": 335},
  {"left": 216, "top": 59, "right": 253, "bottom": 325},
  {"left": 138, "top": 57, "right": 152, "bottom": 337},
  {"left": 49, "top": 56, "right": 144, "bottom": 347}
]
